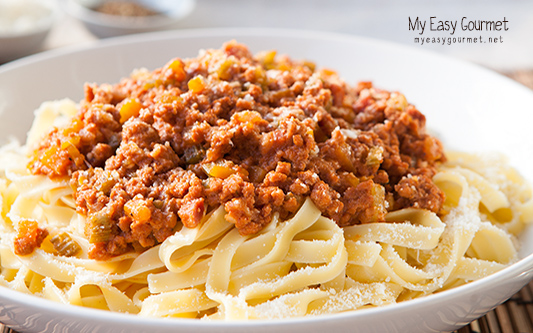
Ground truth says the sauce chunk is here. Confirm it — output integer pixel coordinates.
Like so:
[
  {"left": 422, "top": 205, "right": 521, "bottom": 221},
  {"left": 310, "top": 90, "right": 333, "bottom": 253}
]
[{"left": 30, "top": 42, "right": 445, "bottom": 259}]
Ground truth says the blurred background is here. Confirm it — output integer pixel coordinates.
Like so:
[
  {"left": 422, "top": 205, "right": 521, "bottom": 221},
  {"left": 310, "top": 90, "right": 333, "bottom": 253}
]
[{"left": 1, "top": 0, "right": 532, "bottom": 74}]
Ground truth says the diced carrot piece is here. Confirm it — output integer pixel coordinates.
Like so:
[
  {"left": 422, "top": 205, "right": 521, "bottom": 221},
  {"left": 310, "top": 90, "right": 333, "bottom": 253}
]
[
  {"left": 124, "top": 200, "right": 152, "bottom": 223},
  {"left": 62, "top": 119, "right": 83, "bottom": 136},
  {"left": 167, "top": 59, "right": 186, "bottom": 81},
  {"left": 188, "top": 76, "right": 206, "bottom": 94},
  {"left": 40, "top": 145, "right": 58, "bottom": 169},
  {"left": 203, "top": 163, "right": 235, "bottom": 179},
  {"left": 119, "top": 98, "right": 142, "bottom": 124}
]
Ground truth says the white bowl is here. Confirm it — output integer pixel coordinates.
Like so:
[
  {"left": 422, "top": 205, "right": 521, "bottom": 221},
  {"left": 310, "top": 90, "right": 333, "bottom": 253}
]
[
  {"left": 63, "top": 0, "right": 195, "bottom": 38},
  {"left": 0, "top": 28, "right": 533, "bottom": 333},
  {"left": 0, "top": 0, "right": 60, "bottom": 63}
]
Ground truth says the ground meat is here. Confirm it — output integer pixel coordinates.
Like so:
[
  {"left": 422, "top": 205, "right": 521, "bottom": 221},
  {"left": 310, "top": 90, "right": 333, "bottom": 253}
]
[
  {"left": 29, "top": 41, "right": 446, "bottom": 259},
  {"left": 14, "top": 220, "right": 48, "bottom": 256},
  {"left": 394, "top": 173, "right": 444, "bottom": 213}
]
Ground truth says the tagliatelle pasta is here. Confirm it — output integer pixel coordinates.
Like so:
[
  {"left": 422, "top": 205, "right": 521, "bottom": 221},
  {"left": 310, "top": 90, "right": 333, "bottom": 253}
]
[
  {"left": 1, "top": 43, "right": 533, "bottom": 320},
  {"left": 0, "top": 103, "right": 531, "bottom": 318}
]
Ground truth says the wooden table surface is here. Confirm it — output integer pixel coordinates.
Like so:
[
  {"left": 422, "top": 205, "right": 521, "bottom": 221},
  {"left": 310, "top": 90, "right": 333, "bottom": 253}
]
[{"left": 0, "top": 67, "right": 532, "bottom": 333}]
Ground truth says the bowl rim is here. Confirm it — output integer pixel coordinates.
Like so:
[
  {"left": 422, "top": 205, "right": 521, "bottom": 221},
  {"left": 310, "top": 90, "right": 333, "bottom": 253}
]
[
  {"left": 1, "top": 27, "right": 533, "bottom": 330},
  {"left": 0, "top": 242, "right": 531, "bottom": 329}
]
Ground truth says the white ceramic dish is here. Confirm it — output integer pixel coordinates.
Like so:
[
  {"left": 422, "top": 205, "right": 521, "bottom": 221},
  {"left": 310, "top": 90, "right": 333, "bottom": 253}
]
[
  {"left": 0, "top": 28, "right": 533, "bottom": 333},
  {"left": 0, "top": 0, "right": 60, "bottom": 63},
  {"left": 63, "top": 0, "right": 195, "bottom": 38}
]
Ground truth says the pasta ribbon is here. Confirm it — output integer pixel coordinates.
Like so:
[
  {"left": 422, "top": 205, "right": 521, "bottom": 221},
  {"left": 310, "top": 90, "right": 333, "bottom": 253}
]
[{"left": 0, "top": 107, "right": 531, "bottom": 319}]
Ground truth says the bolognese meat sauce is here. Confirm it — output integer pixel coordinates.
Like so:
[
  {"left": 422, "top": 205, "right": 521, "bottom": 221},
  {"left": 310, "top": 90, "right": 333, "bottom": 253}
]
[{"left": 29, "top": 41, "right": 446, "bottom": 259}]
